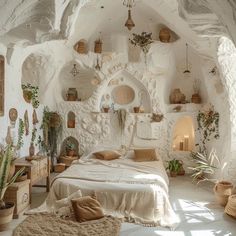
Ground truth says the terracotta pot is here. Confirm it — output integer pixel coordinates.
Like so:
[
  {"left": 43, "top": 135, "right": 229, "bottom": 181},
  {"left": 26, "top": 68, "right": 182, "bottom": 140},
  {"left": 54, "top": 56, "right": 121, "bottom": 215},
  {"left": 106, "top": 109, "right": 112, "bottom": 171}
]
[
  {"left": 67, "top": 150, "right": 76, "bottom": 157},
  {"left": 214, "top": 181, "right": 233, "bottom": 206},
  {"left": 191, "top": 93, "right": 201, "bottom": 104},
  {"left": 133, "top": 107, "right": 140, "bottom": 113},
  {"left": 170, "top": 171, "right": 178, "bottom": 177},
  {"left": 23, "top": 90, "right": 32, "bottom": 103},
  {"left": 103, "top": 107, "right": 109, "bottom": 113},
  {"left": 169, "top": 89, "right": 186, "bottom": 104},
  {"left": 159, "top": 28, "right": 171, "bottom": 43},
  {"left": 94, "top": 39, "right": 102, "bottom": 54},
  {"left": 67, "top": 88, "right": 78, "bottom": 101},
  {"left": 0, "top": 202, "right": 15, "bottom": 231},
  {"left": 29, "top": 144, "right": 35, "bottom": 157},
  {"left": 74, "top": 40, "right": 86, "bottom": 54},
  {"left": 67, "top": 120, "right": 75, "bottom": 128}
]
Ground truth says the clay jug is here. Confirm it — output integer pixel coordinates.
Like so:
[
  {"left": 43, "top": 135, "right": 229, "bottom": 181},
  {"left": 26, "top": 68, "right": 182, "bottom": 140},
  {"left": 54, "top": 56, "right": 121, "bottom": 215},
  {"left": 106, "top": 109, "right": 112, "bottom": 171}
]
[
  {"left": 67, "top": 88, "right": 78, "bottom": 101},
  {"left": 169, "top": 89, "right": 185, "bottom": 104},
  {"left": 214, "top": 181, "right": 233, "bottom": 206},
  {"left": 159, "top": 28, "right": 171, "bottom": 43}
]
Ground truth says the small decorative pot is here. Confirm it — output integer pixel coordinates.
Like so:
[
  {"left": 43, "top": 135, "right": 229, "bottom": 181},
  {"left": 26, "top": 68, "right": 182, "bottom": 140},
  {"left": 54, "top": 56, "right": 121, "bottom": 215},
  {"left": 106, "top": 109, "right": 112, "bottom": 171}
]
[
  {"left": 169, "top": 89, "right": 186, "bottom": 104},
  {"left": 103, "top": 107, "right": 109, "bottom": 113},
  {"left": 191, "top": 93, "right": 201, "bottom": 104},
  {"left": 67, "top": 88, "right": 78, "bottom": 101},
  {"left": 67, "top": 120, "right": 75, "bottom": 128},
  {"left": 159, "top": 28, "right": 171, "bottom": 43},
  {"left": 133, "top": 107, "right": 140, "bottom": 113},
  {"left": 29, "top": 144, "right": 35, "bottom": 157},
  {"left": 170, "top": 171, "right": 178, "bottom": 177},
  {"left": 74, "top": 40, "right": 86, "bottom": 54},
  {"left": 94, "top": 39, "right": 102, "bottom": 54}
]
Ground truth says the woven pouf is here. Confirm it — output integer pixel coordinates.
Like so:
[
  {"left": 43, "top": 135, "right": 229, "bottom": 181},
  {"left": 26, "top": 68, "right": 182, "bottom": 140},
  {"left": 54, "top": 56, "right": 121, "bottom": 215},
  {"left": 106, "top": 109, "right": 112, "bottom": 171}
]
[
  {"left": 214, "top": 181, "right": 233, "bottom": 207},
  {"left": 225, "top": 195, "right": 236, "bottom": 219}
]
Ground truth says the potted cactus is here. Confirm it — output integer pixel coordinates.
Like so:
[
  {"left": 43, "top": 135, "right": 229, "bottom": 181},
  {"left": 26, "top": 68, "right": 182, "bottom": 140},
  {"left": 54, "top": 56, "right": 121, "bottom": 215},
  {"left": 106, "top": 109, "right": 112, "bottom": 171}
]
[{"left": 0, "top": 144, "right": 24, "bottom": 230}]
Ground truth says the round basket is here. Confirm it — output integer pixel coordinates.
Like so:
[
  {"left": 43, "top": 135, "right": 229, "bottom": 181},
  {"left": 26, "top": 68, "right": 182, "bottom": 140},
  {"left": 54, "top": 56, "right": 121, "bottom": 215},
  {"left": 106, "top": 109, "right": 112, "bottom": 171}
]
[
  {"left": 225, "top": 195, "right": 236, "bottom": 218},
  {"left": 74, "top": 40, "right": 86, "bottom": 54}
]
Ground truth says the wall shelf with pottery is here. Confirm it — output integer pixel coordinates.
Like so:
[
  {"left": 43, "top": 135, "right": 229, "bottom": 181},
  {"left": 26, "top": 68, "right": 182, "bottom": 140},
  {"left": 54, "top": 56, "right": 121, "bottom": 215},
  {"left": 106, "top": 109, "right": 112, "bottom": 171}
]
[{"left": 167, "top": 103, "right": 202, "bottom": 114}]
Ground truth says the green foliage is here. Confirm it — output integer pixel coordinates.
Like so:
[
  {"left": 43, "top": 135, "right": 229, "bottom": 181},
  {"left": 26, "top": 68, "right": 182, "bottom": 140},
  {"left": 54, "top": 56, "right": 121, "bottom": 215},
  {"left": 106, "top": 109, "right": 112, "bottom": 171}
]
[
  {"left": 166, "top": 159, "right": 181, "bottom": 173},
  {"left": 196, "top": 106, "right": 219, "bottom": 154},
  {"left": 129, "top": 32, "right": 153, "bottom": 54},
  {"left": 31, "top": 127, "right": 37, "bottom": 145},
  {"left": 0, "top": 144, "right": 25, "bottom": 208},
  {"left": 16, "top": 119, "right": 25, "bottom": 150},
  {"left": 22, "top": 83, "right": 40, "bottom": 109},
  {"left": 189, "top": 150, "right": 219, "bottom": 184},
  {"left": 65, "top": 140, "right": 76, "bottom": 151}
]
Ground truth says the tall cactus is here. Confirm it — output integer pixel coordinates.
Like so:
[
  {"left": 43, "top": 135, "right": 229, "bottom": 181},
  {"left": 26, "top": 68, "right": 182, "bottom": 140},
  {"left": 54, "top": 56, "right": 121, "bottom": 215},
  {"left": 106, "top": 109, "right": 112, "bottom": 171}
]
[{"left": 0, "top": 145, "right": 24, "bottom": 209}]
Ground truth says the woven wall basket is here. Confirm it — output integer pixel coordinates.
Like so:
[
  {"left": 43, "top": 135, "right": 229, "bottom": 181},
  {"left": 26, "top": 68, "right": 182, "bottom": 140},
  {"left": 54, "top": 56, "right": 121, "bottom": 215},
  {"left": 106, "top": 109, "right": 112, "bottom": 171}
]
[
  {"left": 74, "top": 40, "right": 86, "bottom": 54},
  {"left": 225, "top": 195, "right": 236, "bottom": 218}
]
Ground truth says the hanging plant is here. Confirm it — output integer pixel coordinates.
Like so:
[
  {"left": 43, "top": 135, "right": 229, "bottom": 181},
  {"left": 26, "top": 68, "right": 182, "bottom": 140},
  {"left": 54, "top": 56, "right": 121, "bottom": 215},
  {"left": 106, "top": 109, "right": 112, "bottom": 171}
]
[
  {"left": 22, "top": 83, "right": 40, "bottom": 109},
  {"left": 16, "top": 118, "right": 25, "bottom": 150},
  {"left": 129, "top": 32, "right": 153, "bottom": 64}
]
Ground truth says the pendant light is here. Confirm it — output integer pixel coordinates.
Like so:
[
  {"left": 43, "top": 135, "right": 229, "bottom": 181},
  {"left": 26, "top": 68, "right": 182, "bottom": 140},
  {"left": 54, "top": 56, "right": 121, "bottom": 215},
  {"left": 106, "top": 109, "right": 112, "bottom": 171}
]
[
  {"left": 123, "top": 0, "right": 135, "bottom": 31},
  {"left": 95, "top": 55, "right": 101, "bottom": 71},
  {"left": 183, "top": 43, "right": 191, "bottom": 74},
  {"left": 70, "top": 64, "right": 79, "bottom": 77}
]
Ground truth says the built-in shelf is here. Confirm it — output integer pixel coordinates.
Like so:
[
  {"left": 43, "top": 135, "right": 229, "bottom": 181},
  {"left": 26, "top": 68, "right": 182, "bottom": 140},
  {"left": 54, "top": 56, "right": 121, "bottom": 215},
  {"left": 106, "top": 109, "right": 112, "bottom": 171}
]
[{"left": 167, "top": 103, "right": 202, "bottom": 114}]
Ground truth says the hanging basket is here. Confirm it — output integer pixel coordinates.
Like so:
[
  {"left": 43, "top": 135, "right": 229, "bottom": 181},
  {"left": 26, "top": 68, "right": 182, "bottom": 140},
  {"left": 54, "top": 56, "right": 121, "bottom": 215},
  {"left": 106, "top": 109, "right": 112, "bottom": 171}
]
[
  {"left": 225, "top": 194, "right": 236, "bottom": 218},
  {"left": 94, "top": 39, "right": 102, "bottom": 54}
]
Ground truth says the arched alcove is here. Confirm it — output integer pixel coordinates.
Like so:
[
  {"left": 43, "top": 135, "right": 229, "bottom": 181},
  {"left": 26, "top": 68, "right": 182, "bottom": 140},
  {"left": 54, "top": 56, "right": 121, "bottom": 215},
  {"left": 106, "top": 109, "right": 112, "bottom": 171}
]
[
  {"left": 59, "top": 62, "right": 99, "bottom": 102},
  {"left": 172, "top": 116, "right": 195, "bottom": 151},
  {"left": 67, "top": 111, "right": 76, "bottom": 128},
  {"left": 100, "top": 70, "right": 152, "bottom": 113},
  {"left": 60, "top": 136, "right": 79, "bottom": 156}
]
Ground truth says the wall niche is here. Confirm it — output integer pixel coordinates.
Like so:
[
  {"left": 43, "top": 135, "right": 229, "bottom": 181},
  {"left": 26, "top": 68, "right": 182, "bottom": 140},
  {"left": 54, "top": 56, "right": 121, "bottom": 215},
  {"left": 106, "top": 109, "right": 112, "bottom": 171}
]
[
  {"left": 60, "top": 136, "right": 79, "bottom": 156},
  {"left": 0, "top": 56, "right": 4, "bottom": 116},
  {"left": 67, "top": 111, "right": 76, "bottom": 128},
  {"left": 172, "top": 116, "right": 195, "bottom": 151}
]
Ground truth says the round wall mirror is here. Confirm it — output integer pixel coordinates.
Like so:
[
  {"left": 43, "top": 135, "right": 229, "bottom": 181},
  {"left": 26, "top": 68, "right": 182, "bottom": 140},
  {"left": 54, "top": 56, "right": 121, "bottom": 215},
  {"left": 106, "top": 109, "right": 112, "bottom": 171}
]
[{"left": 112, "top": 85, "right": 135, "bottom": 105}]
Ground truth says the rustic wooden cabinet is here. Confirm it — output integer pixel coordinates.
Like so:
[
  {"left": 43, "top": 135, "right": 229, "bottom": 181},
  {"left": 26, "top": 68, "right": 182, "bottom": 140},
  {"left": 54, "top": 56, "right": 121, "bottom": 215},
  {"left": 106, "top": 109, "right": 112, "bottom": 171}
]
[{"left": 14, "top": 156, "right": 50, "bottom": 203}]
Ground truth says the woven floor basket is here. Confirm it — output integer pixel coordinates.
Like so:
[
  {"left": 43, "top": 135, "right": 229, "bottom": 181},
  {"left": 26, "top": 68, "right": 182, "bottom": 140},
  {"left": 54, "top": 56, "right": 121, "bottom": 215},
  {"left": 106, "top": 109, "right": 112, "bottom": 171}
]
[{"left": 225, "top": 195, "right": 236, "bottom": 218}]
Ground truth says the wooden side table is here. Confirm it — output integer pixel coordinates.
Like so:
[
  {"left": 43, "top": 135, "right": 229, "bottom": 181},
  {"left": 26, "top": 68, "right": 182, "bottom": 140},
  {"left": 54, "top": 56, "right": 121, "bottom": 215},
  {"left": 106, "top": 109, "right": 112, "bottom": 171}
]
[{"left": 14, "top": 155, "right": 50, "bottom": 203}]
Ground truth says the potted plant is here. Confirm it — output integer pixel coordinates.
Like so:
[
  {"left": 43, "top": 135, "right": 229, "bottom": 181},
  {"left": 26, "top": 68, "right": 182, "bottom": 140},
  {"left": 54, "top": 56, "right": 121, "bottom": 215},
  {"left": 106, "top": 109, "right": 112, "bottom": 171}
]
[
  {"left": 129, "top": 32, "right": 153, "bottom": 64},
  {"left": 21, "top": 83, "right": 40, "bottom": 109},
  {"left": 65, "top": 141, "right": 76, "bottom": 157},
  {"left": 0, "top": 144, "right": 25, "bottom": 230},
  {"left": 166, "top": 159, "right": 181, "bottom": 177}
]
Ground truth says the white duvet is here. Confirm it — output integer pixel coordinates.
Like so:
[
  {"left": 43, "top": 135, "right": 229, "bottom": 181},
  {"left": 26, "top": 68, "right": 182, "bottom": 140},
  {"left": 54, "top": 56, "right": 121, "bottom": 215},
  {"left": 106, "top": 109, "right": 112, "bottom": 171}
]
[{"left": 33, "top": 152, "right": 179, "bottom": 228}]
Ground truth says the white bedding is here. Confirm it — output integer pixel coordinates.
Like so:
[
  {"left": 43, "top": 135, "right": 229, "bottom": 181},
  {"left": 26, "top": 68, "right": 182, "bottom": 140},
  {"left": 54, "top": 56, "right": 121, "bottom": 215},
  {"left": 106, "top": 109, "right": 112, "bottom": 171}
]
[{"left": 34, "top": 151, "right": 179, "bottom": 228}]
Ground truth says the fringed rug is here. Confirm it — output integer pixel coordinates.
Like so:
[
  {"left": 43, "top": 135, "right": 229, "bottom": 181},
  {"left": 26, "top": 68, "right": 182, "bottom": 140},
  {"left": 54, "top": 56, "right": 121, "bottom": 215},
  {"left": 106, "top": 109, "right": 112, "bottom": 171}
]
[{"left": 13, "top": 214, "right": 121, "bottom": 236}]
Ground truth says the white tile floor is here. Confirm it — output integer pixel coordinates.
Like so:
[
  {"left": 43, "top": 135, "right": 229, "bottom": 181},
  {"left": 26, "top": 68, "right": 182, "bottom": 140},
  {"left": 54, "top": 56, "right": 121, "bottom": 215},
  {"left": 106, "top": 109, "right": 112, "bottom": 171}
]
[{"left": 1, "top": 176, "right": 235, "bottom": 236}]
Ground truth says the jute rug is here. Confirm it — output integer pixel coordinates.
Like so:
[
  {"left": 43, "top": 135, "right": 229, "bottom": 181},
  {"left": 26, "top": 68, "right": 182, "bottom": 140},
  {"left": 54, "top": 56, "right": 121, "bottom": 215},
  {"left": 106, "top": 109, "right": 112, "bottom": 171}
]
[{"left": 13, "top": 214, "right": 121, "bottom": 236}]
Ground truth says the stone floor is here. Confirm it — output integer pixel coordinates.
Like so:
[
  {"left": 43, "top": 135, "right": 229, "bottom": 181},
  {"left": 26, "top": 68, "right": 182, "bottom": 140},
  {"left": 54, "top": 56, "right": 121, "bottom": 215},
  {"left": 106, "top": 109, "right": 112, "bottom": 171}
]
[{"left": 1, "top": 176, "right": 235, "bottom": 236}]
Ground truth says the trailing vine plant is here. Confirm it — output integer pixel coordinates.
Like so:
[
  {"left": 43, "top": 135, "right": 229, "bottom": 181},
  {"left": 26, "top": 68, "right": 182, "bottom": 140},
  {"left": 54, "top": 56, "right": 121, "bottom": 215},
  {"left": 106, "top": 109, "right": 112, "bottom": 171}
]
[
  {"left": 16, "top": 118, "right": 25, "bottom": 150},
  {"left": 22, "top": 83, "right": 40, "bottom": 108}
]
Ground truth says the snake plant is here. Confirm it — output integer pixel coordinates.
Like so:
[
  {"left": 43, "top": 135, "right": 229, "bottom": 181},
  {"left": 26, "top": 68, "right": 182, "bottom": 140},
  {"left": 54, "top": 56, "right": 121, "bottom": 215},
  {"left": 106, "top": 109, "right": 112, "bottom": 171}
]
[{"left": 0, "top": 144, "right": 24, "bottom": 209}]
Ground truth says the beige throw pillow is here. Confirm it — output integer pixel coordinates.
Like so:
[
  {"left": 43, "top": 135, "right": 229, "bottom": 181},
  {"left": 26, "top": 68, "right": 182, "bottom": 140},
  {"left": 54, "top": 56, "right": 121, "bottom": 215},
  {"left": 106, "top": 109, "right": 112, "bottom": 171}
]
[
  {"left": 71, "top": 196, "right": 104, "bottom": 222},
  {"left": 93, "top": 150, "right": 121, "bottom": 160},
  {"left": 133, "top": 148, "right": 159, "bottom": 162}
]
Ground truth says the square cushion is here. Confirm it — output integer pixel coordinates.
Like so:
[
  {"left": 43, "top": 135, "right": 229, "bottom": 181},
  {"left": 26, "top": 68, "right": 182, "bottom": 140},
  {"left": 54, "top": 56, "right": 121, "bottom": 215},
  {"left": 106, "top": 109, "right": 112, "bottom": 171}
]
[
  {"left": 133, "top": 148, "right": 159, "bottom": 162},
  {"left": 71, "top": 196, "right": 104, "bottom": 222},
  {"left": 93, "top": 150, "right": 121, "bottom": 160}
]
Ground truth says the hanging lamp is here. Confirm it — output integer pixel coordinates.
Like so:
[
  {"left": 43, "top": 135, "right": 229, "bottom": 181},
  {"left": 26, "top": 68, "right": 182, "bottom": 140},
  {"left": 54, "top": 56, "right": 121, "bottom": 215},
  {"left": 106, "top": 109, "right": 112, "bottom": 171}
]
[
  {"left": 123, "top": 0, "right": 135, "bottom": 31},
  {"left": 183, "top": 43, "right": 191, "bottom": 74},
  {"left": 95, "top": 55, "right": 101, "bottom": 71},
  {"left": 70, "top": 64, "right": 79, "bottom": 77}
]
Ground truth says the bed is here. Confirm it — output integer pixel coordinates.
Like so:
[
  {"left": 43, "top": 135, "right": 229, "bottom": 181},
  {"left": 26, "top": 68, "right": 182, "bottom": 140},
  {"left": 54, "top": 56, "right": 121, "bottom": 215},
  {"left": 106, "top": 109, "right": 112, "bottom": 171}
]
[{"left": 38, "top": 148, "right": 178, "bottom": 228}]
